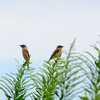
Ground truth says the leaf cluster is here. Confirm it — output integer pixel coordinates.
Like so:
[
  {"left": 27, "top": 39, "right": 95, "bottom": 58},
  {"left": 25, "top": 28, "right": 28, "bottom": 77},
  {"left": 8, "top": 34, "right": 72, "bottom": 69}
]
[
  {"left": 79, "top": 37, "right": 100, "bottom": 100},
  {"left": 31, "top": 38, "right": 84, "bottom": 100},
  {"left": 0, "top": 62, "right": 34, "bottom": 100}
]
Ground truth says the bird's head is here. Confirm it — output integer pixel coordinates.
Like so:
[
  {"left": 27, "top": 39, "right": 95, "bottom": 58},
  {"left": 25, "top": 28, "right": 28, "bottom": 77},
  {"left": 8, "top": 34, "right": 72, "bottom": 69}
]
[
  {"left": 19, "top": 44, "right": 27, "bottom": 48},
  {"left": 57, "top": 45, "right": 64, "bottom": 48}
]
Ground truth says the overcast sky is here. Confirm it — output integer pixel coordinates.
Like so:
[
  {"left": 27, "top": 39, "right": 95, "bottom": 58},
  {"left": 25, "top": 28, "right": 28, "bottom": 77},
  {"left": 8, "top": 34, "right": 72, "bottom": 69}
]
[{"left": 0, "top": 0, "right": 100, "bottom": 100}]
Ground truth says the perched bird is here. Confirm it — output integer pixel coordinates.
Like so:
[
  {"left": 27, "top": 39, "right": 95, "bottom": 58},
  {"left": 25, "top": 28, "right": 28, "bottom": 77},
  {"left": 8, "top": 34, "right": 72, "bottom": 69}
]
[
  {"left": 48, "top": 45, "right": 64, "bottom": 61},
  {"left": 20, "top": 44, "right": 30, "bottom": 69}
]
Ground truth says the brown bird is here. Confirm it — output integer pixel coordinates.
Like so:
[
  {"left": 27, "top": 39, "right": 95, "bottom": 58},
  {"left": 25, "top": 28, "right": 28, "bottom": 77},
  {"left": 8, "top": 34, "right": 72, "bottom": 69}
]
[
  {"left": 20, "top": 44, "right": 30, "bottom": 69},
  {"left": 48, "top": 45, "right": 64, "bottom": 61}
]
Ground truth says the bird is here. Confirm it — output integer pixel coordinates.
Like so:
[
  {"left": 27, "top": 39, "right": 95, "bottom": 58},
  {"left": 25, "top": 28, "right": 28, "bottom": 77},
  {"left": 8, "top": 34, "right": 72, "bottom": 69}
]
[
  {"left": 48, "top": 45, "right": 64, "bottom": 61},
  {"left": 19, "top": 44, "right": 30, "bottom": 69}
]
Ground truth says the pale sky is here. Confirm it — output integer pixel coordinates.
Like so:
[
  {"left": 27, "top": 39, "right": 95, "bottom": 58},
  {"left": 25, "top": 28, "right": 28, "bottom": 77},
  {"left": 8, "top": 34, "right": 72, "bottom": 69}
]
[{"left": 0, "top": 0, "right": 100, "bottom": 100}]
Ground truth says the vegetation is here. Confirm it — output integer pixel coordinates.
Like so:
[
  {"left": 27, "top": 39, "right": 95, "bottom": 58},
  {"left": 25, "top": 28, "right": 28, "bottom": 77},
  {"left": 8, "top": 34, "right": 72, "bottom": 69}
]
[
  {"left": 79, "top": 37, "right": 100, "bottom": 100},
  {"left": 0, "top": 37, "right": 100, "bottom": 100},
  {"left": 31, "top": 38, "right": 84, "bottom": 100},
  {"left": 0, "top": 61, "right": 34, "bottom": 100}
]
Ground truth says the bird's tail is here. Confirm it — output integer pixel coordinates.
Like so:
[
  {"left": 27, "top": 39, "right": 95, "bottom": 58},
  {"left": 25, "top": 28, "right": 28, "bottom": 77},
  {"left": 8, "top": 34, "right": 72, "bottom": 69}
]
[
  {"left": 48, "top": 58, "right": 51, "bottom": 62},
  {"left": 48, "top": 57, "right": 52, "bottom": 62},
  {"left": 26, "top": 56, "right": 30, "bottom": 69},
  {"left": 27, "top": 63, "right": 29, "bottom": 69}
]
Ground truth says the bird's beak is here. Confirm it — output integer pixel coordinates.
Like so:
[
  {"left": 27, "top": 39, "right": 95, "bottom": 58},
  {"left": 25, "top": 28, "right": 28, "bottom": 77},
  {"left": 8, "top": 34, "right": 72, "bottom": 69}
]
[
  {"left": 62, "top": 46, "right": 64, "bottom": 48},
  {"left": 19, "top": 45, "right": 21, "bottom": 47}
]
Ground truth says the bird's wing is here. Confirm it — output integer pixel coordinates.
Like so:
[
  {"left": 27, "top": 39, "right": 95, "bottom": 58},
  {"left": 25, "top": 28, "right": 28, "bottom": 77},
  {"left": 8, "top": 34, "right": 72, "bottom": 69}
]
[
  {"left": 51, "top": 49, "right": 60, "bottom": 57},
  {"left": 49, "top": 49, "right": 60, "bottom": 61},
  {"left": 26, "top": 50, "right": 30, "bottom": 57},
  {"left": 23, "top": 49, "right": 30, "bottom": 60}
]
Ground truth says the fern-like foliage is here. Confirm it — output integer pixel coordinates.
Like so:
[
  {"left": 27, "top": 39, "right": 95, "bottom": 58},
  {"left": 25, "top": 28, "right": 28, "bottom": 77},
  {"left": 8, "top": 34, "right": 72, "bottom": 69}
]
[
  {"left": 31, "top": 38, "right": 85, "bottom": 100},
  {"left": 55, "top": 38, "right": 85, "bottom": 100},
  {"left": 0, "top": 60, "right": 34, "bottom": 100},
  {"left": 79, "top": 36, "right": 100, "bottom": 100},
  {"left": 31, "top": 60, "right": 61, "bottom": 100}
]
